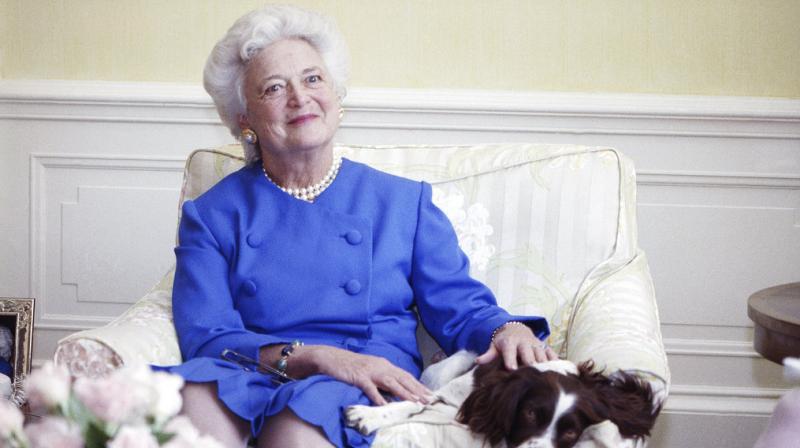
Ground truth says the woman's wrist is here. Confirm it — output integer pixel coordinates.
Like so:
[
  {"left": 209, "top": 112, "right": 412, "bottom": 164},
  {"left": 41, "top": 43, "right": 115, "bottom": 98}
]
[
  {"left": 491, "top": 321, "right": 528, "bottom": 343},
  {"left": 259, "top": 343, "right": 325, "bottom": 378},
  {"left": 285, "top": 344, "right": 321, "bottom": 378}
]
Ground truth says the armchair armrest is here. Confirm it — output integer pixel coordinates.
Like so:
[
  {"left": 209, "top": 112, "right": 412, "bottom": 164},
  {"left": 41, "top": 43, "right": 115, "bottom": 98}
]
[
  {"left": 54, "top": 268, "right": 181, "bottom": 377},
  {"left": 566, "top": 250, "right": 670, "bottom": 403}
]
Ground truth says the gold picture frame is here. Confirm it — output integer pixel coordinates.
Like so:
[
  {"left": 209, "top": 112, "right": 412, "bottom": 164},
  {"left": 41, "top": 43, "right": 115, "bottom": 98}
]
[{"left": 0, "top": 297, "right": 35, "bottom": 403}]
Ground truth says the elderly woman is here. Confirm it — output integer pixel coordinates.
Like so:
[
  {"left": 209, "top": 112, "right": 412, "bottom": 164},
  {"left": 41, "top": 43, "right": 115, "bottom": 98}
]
[{"left": 160, "top": 5, "right": 556, "bottom": 448}]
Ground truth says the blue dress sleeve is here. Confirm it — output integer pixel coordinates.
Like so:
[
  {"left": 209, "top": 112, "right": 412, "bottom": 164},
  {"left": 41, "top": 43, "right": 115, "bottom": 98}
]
[
  {"left": 172, "top": 200, "right": 286, "bottom": 363},
  {"left": 411, "top": 182, "right": 549, "bottom": 355}
]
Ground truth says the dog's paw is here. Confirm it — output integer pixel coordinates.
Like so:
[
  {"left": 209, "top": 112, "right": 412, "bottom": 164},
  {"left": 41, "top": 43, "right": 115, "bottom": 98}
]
[
  {"left": 345, "top": 405, "right": 388, "bottom": 435},
  {"left": 345, "top": 402, "right": 426, "bottom": 435}
]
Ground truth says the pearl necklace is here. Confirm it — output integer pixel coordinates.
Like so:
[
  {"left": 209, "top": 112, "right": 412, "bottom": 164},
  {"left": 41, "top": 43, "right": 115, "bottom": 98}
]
[{"left": 262, "top": 157, "right": 342, "bottom": 202}]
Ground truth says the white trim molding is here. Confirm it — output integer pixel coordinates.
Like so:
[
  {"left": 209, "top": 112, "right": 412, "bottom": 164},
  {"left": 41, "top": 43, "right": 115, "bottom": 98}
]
[
  {"left": 2, "top": 80, "right": 799, "bottom": 138},
  {"left": 638, "top": 171, "right": 800, "bottom": 190},
  {"left": 666, "top": 384, "right": 786, "bottom": 416},
  {"left": 665, "top": 338, "right": 760, "bottom": 359},
  {"left": 2, "top": 80, "right": 799, "bottom": 119},
  {"left": 345, "top": 87, "right": 800, "bottom": 120}
]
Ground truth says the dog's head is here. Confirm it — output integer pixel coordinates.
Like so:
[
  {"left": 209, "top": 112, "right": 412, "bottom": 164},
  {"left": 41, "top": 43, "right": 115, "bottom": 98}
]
[{"left": 456, "top": 359, "right": 660, "bottom": 448}]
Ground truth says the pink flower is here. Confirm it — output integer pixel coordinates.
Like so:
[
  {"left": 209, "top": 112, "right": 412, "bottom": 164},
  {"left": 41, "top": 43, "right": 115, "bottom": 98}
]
[
  {"left": 0, "top": 399, "right": 25, "bottom": 440},
  {"left": 23, "top": 362, "right": 71, "bottom": 412},
  {"left": 161, "top": 432, "right": 196, "bottom": 448},
  {"left": 123, "top": 365, "right": 184, "bottom": 424},
  {"left": 73, "top": 373, "right": 148, "bottom": 424},
  {"left": 107, "top": 425, "right": 159, "bottom": 448},
  {"left": 148, "top": 371, "right": 184, "bottom": 424},
  {"left": 162, "top": 415, "right": 198, "bottom": 440},
  {"left": 163, "top": 431, "right": 226, "bottom": 448},
  {"left": 24, "top": 416, "right": 83, "bottom": 448},
  {"left": 161, "top": 416, "right": 224, "bottom": 448}
]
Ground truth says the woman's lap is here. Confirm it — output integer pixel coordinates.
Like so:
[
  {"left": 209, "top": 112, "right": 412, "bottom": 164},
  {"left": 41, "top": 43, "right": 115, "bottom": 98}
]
[{"left": 158, "top": 358, "right": 377, "bottom": 447}]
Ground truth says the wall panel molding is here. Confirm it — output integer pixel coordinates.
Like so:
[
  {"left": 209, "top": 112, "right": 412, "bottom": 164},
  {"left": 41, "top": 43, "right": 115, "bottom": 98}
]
[
  {"left": 29, "top": 154, "right": 184, "bottom": 330},
  {"left": 31, "top": 154, "right": 187, "bottom": 171},
  {"left": 638, "top": 171, "right": 800, "bottom": 190},
  {"left": 664, "top": 338, "right": 759, "bottom": 359},
  {"left": 666, "top": 385, "right": 785, "bottom": 416}
]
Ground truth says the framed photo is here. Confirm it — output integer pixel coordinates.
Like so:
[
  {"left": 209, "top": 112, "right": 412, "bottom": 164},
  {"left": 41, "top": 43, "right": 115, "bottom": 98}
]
[{"left": 0, "top": 297, "right": 35, "bottom": 402}]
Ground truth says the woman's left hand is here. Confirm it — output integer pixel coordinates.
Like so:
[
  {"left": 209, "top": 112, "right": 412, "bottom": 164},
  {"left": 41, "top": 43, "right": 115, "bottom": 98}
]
[{"left": 474, "top": 322, "right": 558, "bottom": 370}]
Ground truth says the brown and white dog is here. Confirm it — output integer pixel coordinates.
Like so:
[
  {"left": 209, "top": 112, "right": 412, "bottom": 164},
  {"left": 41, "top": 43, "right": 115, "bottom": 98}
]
[{"left": 346, "top": 351, "right": 661, "bottom": 448}]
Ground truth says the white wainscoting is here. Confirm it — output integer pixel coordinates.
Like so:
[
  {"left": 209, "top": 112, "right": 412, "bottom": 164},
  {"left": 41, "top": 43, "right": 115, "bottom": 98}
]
[
  {"left": 1, "top": 80, "right": 798, "bottom": 447},
  {"left": 30, "top": 154, "right": 185, "bottom": 330}
]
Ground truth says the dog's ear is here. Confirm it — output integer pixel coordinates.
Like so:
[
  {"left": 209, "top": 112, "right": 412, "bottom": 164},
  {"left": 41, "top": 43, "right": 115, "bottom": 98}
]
[
  {"left": 471, "top": 357, "right": 510, "bottom": 387},
  {"left": 604, "top": 371, "right": 661, "bottom": 439},
  {"left": 457, "top": 366, "right": 528, "bottom": 446},
  {"left": 578, "top": 363, "right": 661, "bottom": 439}
]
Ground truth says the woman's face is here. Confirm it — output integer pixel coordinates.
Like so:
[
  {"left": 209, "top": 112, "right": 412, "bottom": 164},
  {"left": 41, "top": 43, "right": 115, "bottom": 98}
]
[{"left": 241, "top": 38, "right": 341, "bottom": 158}]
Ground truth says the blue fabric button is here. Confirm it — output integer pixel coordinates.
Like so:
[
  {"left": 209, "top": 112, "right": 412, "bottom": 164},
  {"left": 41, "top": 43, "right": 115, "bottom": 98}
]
[
  {"left": 343, "top": 337, "right": 358, "bottom": 349},
  {"left": 247, "top": 233, "right": 262, "bottom": 248},
  {"left": 344, "top": 230, "right": 363, "bottom": 245},
  {"left": 344, "top": 279, "right": 362, "bottom": 295},
  {"left": 243, "top": 280, "right": 258, "bottom": 296}
]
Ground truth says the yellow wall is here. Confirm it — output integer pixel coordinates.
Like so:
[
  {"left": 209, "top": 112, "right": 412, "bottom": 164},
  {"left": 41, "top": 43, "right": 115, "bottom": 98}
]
[{"left": 3, "top": 0, "right": 799, "bottom": 98}]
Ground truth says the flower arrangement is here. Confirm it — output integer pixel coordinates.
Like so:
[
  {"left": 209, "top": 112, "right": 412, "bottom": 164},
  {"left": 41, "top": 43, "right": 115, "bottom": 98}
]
[{"left": 0, "top": 363, "right": 222, "bottom": 448}]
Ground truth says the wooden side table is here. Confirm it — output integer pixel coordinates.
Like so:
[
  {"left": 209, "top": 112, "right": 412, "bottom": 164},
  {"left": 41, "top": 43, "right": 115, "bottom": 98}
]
[{"left": 748, "top": 283, "right": 800, "bottom": 364}]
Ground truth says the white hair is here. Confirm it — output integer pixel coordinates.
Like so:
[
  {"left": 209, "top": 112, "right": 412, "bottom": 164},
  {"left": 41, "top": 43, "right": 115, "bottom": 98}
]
[{"left": 203, "top": 4, "right": 350, "bottom": 164}]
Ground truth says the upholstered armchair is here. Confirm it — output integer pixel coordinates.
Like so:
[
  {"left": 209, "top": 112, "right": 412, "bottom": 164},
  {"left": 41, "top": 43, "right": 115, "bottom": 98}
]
[{"left": 54, "top": 143, "right": 669, "bottom": 445}]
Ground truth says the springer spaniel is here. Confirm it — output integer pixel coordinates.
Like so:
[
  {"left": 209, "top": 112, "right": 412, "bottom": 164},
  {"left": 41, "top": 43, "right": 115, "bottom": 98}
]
[{"left": 346, "top": 351, "right": 661, "bottom": 447}]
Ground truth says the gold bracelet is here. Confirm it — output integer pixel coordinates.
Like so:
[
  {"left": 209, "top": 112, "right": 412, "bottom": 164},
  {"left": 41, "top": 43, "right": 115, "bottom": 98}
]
[{"left": 490, "top": 321, "right": 526, "bottom": 343}]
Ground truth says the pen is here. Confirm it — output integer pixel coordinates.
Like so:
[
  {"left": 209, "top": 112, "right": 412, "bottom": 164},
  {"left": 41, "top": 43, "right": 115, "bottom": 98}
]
[{"left": 221, "top": 349, "right": 296, "bottom": 384}]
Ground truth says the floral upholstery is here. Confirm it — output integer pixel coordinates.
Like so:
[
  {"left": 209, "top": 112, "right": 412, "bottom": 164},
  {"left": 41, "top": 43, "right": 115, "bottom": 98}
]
[{"left": 54, "top": 143, "right": 669, "bottom": 445}]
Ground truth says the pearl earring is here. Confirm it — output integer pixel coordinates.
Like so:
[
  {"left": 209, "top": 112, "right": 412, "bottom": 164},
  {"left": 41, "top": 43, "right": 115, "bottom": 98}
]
[{"left": 241, "top": 128, "right": 258, "bottom": 144}]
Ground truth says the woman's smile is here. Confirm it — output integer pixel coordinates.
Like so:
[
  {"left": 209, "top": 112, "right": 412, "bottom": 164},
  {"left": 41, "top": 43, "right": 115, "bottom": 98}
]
[{"left": 288, "top": 114, "right": 318, "bottom": 126}]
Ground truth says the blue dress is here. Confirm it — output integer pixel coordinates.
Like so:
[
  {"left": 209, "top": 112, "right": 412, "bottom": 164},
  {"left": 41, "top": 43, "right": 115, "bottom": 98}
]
[{"left": 155, "top": 159, "right": 549, "bottom": 447}]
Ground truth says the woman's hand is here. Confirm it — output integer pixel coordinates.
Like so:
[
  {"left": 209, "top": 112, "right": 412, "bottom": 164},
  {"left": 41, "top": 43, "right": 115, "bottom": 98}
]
[
  {"left": 296, "top": 345, "right": 433, "bottom": 406},
  {"left": 474, "top": 322, "right": 558, "bottom": 370}
]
